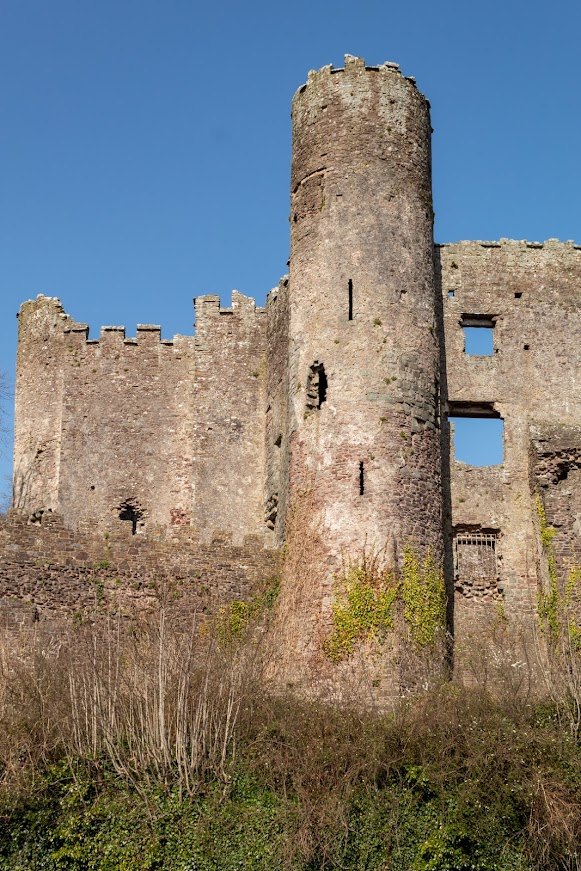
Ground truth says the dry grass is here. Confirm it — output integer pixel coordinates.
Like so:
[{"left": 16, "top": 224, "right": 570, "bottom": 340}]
[
  {"left": 0, "top": 608, "right": 263, "bottom": 802},
  {"left": 1, "top": 600, "right": 581, "bottom": 867}
]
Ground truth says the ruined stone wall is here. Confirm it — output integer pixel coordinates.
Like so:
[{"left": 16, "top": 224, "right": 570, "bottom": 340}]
[
  {"left": 59, "top": 320, "right": 196, "bottom": 535},
  {"left": 0, "top": 510, "right": 280, "bottom": 628},
  {"left": 531, "top": 425, "right": 581, "bottom": 586},
  {"left": 191, "top": 292, "right": 268, "bottom": 545},
  {"left": 438, "top": 240, "right": 581, "bottom": 652},
  {"left": 13, "top": 297, "right": 75, "bottom": 512},
  {"left": 264, "top": 278, "right": 290, "bottom": 546},
  {"left": 14, "top": 292, "right": 269, "bottom": 545}
]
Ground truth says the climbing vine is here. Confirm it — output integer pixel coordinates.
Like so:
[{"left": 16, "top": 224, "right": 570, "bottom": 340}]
[
  {"left": 401, "top": 545, "right": 447, "bottom": 647},
  {"left": 324, "top": 544, "right": 446, "bottom": 663},
  {"left": 536, "top": 494, "right": 581, "bottom": 649},
  {"left": 565, "top": 563, "right": 581, "bottom": 651},
  {"left": 323, "top": 551, "right": 399, "bottom": 663},
  {"left": 536, "top": 495, "right": 561, "bottom": 640},
  {"left": 218, "top": 578, "right": 280, "bottom": 642}
]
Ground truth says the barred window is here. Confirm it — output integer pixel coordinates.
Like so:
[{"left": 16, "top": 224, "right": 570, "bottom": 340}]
[{"left": 454, "top": 531, "right": 498, "bottom": 593}]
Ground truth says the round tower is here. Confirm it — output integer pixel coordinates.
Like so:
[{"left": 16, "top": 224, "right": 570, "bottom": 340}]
[{"left": 280, "top": 56, "right": 444, "bottom": 696}]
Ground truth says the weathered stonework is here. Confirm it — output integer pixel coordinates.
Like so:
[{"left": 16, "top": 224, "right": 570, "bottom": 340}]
[
  {"left": 438, "top": 241, "right": 581, "bottom": 676},
  {"left": 0, "top": 509, "right": 280, "bottom": 628},
  {"left": 6, "top": 56, "right": 581, "bottom": 699}
]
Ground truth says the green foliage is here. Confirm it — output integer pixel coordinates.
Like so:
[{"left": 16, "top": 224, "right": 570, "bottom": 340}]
[
  {"left": 323, "top": 551, "right": 399, "bottom": 663},
  {"left": 0, "top": 766, "right": 291, "bottom": 871},
  {"left": 2, "top": 687, "right": 579, "bottom": 870},
  {"left": 536, "top": 495, "right": 560, "bottom": 639},
  {"left": 402, "top": 546, "right": 447, "bottom": 646},
  {"left": 565, "top": 564, "right": 581, "bottom": 650},
  {"left": 93, "top": 578, "right": 105, "bottom": 606},
  {"left": 324, "top": 545, "right": 446, "bottom": 662},
  {"left": 219, "top": 599, "right": 250, "bottom": 638},
  {"left": 536, "top": 495, "right": 581, "bottom": 647},
  {"left": 217, "top": 579, "right": 280, "bottom": 641}
]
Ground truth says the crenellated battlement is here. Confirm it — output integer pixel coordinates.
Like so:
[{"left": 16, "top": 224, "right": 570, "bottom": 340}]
[
  {"left": 19, "top": 290, "right": 267, "bottom": 353},
  {"left": 194, "top": 290, "right": 265, "bottom": 323},
  {"left": 437, "top": 238, "right": 581, "bottom": 251},
  {"left": 294, "top": 54, "right": 426, "bottom": 105},
  {"left": 14, "top": 286, "right": 269, "bottom": 544}
]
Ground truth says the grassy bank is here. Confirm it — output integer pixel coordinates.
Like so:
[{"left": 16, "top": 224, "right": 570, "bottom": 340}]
[{"left": 0, "top": 612, "right": 580, "bottom": 869}]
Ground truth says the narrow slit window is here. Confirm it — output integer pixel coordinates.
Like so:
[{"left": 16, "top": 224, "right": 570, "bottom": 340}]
[
  {"left": 348, "top": 279, "right": 353, "bottom": 321},
  {"left": 359, "top": 461, "right": 365, "bottom": 495},
  {"left": 318, "top": 367, "right": 327, "bottom": 406},
  {"left": 449, "top": 413, "right": 504, "bottom": 466}
]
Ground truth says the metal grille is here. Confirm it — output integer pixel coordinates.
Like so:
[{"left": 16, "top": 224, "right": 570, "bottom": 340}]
[{"left": 454, "top": 532, "right": 498, "bottom": 583}]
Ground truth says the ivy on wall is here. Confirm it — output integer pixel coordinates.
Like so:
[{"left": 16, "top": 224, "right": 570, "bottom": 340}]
[
  {"left": 217, "top": 579, "right": 280, "bottom": 642},
  {"left": 401, "top": 546, "right": 447, "bottom": 647},
  {"left": 323, "top": 551, "right": 399, "bottom": 663},
  {"left": 323, "top": 545, "right": 446, "bottom": 663},
  {"left": 536, "top": 494, "right": 581, "bottom": 649}
]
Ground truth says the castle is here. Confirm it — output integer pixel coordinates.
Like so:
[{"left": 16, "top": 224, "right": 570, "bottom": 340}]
[{"left": 3, "top": 55, "right": 581, "bottom": 699}]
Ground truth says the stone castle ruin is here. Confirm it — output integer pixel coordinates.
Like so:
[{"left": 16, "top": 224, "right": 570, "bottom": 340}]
[{"left": 3, "top": 56, "right": 581, "bottom": 699}]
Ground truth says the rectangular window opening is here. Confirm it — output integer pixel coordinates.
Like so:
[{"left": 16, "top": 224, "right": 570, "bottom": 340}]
[
  {"left": 449, "top": 405, "right": 504, "bottom": 466},
  {"left": 448, "top": 290, "right": 455, "bottom": 298},
  {"left": 460, "top": 315, "right": 495, "bottom": 356},
  {"left": 348, "top": 279, "right": 353, "bottom": 321}
]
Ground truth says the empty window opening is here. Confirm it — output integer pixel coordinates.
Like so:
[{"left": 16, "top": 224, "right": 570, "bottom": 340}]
[
  {"left": 454, "top": 530, "right": 499, "bottom": 596},
  {"left": 305, "top": 361, "right": 327, "bottom": 413},
  {"left": 460, "top": 315, "right": 495, "bottom": 356},
  {"left": 523, "top": 344, "right": 530, "bottom": 351},
  {"left": 463, "top": 327, "right": 493, "bottom": 355},
  {"left": 514, "top": 292, "right": 522, "bottom": 299},
  {"left": 449, "top": 405, "right": 504, "bottom": 466},
  {"left": 348, "top": 279, "right": 353, "bottom": 320},
  {"left": 448, "top": 290, "right": 455, "bottom": 298},
  {"left": 118, "top": 501, "right": 144, "bottom": 535},
  {"left": 359, "top": 461, "right": 365, "bottom": 495}
]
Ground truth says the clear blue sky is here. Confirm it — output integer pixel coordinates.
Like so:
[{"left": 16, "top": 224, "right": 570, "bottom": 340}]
[{"left": 1, "top": 0, "right": 580, "bottom": 502}]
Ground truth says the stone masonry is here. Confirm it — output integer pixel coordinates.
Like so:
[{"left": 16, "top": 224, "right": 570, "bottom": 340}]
[{"left": 4, "top": 56, "right": 581, "bottom": 699}]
